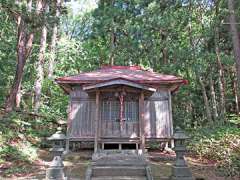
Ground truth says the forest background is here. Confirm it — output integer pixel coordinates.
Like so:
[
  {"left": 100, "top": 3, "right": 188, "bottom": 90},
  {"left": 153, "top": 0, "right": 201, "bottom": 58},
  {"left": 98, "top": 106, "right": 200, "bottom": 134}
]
[{"left": 0, "top": 0, "right": 239, "bottom": 178}]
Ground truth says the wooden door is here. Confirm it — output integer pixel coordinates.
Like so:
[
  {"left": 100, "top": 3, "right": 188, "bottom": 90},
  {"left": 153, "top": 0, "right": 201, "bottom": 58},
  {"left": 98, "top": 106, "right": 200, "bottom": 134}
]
[
  {"left": 121, "top": 101, "right": 139, "bottom": 138},
  {"left": 101, "top": 100, "right": 139, "bottom": 138}
]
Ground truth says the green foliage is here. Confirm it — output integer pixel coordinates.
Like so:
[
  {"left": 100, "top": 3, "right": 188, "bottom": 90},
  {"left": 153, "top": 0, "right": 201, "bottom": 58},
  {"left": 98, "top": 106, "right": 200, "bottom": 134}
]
[
  {"left": 0, "top": 10, "right": 17, "bottom": 105},
  {"left": 147, "top": 142, "right": 166, "bottom": 151},
  {"left": 228, "top": 114, "right": 240, "bottom": 125},
  {"left": 0, "top": 112, "right": 57, "bottom": 165},
  {"left": 3, "top": 166, "right": 30, "bottom": 176},
  {"left": 148, "top": 142, "right": 161, "bottom": 150},
  {"left": 188, "top": 122, "right": 240, "bottom": 176}
]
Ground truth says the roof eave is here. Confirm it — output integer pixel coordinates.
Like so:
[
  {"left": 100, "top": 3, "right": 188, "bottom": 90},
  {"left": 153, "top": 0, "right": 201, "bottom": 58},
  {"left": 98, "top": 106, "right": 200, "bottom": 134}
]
[{"left": 82, "top": 79, "right": 157, "bottom": 92}]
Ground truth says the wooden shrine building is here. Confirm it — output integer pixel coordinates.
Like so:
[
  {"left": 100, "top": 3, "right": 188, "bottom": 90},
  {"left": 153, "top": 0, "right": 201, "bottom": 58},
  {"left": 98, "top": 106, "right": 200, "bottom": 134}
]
[{"left": 56, "top": 65, "right": 186, "bottom": 152}]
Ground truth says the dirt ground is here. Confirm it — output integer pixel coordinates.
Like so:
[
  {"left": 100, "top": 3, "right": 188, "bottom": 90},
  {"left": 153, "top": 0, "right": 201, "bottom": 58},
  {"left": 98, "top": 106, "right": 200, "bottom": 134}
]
[{"left": 0, "top": 149, "right": 239, "bottom": 180}]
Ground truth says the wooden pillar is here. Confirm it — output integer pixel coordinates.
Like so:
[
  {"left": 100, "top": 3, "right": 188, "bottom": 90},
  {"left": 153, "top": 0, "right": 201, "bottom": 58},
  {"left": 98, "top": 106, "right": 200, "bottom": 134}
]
[
  {"left": 66, "top": 97, "right": 72, "bottom": 152},
  {"left": 65, "top": 138, "right": 70, "bottom": 152},
  {"left": 168, "top": 91, "right": 173, "bottom": 135},
  {"left": 94, "top": 90, "right": 100, "bottom": 153},
  {"left": 139, "top": 91, "right": 145, "bottom": 152},
  {"left": 98, "top": 91, "right": 102, "bottom": 143},
  {"left": 168, "top": 90, "right": 174, "bottom": 148}
]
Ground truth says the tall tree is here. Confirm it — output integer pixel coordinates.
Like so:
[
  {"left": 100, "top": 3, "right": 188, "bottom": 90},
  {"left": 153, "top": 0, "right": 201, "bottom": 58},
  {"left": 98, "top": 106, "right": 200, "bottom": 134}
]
[
  {"left": 215, "top": 0, "right": 226, "bottom": 117},
  {"left": 34, "top": 0, "right": 48, "bottom": 112},
  {"left": 4, "top": 0, "right": 47, "bottom": 112},
  {"left": 4, "top": 0, "right": 35, "bottom": 112},
  {"left": 16, "top": 0, "right": 33, "bottom": 108},
  {"left": 228, "top": 0, "right": 240, "bottom": 110},
  {"left": 230, "top": 67, "right": 239, "bottom": 114},
  {"left": 188, "top": 0, "right": 212, "bottom": 122},
  {"left": 109, "top": 26, "right": 116, "bottom": 66},
  {"left": 109, "top": 0, "right": 116, "bottom": 66},
  {"left": 48, "top": 0, "right": 61, "bottom": 78},
  {"left": 199, "top": 76, "right": 213, "bottom": 122}
]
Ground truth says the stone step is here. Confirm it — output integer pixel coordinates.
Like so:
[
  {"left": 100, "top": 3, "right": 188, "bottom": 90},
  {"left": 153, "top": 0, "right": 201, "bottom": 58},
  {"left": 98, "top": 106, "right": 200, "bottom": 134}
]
[
  {"left": 92, "top": 159, "right": 147, "bottom": 166},
  {"left": 91, "top": 176, "right": 147, "bottom": 180},
  {"left": 92, "top": 154, "right": 146, "bottom": 166},
  {"left": 92, "top": 166, "right": 146, "bottom": 177}
]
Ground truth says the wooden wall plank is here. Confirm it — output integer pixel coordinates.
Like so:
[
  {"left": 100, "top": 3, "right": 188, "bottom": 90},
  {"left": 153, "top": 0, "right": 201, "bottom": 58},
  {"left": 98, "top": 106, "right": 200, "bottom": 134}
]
[
  {"left": 144, "top": 101, "right": 151, "bottom": 138},
  {"left": 68, "top": 87, "right": 96, "bottom": 139},
  {"left": 144, "top": 89, "right": 172, "bottom": 139}
]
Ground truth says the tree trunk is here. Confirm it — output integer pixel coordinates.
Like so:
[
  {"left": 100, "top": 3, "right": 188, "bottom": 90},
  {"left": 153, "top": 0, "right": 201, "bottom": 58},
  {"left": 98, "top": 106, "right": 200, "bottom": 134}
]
[
  {"left": 16, "top": 80, "right": 22, "bottom": 108},
  {"left": 5, "top": 10, "right": 34, "bottom": 112},
  {"left": 34, "top": 1, "right": 47, "bottom": 112},
  {"left": 209, "top": 74, "right": 218, "bottom": 120},
  {"left": 15, "top": 0, "right": 32, "bottom": 109},
  {"left": 27, "top": 0, "right": 32, "bottom": 12},
  {"left": 162, "top": 47, "right": 168, "bottom": 64},
  {"left": 109, "top": 0, "right": 115, "bottom": 66},
  {"left": 228, "top": 0, "right": 240, "bottom": 108},
  {"left": 215, "top": 30, "right": 226, "bottom": 117},
  {"left": 99, "top": 53, "right": 104, "bottom": 67},
  {"left": 215, "top": 0, "right": 226, "bottom": 118},
  {"left": 109, "top": 28, "right": 115, "bottom": 66},
  {"left": 161, "top": 32, "right": 168, "bottom": 64},
  {"left": 33, "top": 0, "right": 47, "bottom": 112},
  {"left": 199, "top": 77, "right": 212, "bottom": 122},
  {"left": 231, "top": 67, "right": 240, "bottom": 114},
  {"left": 233, "top": 75, "right": 240, "bottom": 114},
  {"left": 48, "top": 0, "right": 61, "bottom": 79}
]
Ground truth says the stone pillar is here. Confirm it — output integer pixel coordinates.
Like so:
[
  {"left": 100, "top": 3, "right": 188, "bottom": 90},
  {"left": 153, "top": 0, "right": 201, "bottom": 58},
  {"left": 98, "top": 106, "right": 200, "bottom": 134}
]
[{"left": 171, "top": 127, "right": 193, "bottom": 180}]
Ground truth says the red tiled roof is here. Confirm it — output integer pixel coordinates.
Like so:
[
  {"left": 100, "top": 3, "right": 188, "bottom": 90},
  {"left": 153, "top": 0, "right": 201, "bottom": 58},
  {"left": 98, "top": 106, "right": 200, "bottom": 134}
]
[{"left": 56, "top": 65, "right": 186, "bottom": 85}]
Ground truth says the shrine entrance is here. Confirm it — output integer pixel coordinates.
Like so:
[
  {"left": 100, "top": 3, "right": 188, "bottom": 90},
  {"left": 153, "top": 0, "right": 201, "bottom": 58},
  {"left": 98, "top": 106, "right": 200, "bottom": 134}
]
[{"left": 100, "top": 91, "right": 139, "bottom": 138}]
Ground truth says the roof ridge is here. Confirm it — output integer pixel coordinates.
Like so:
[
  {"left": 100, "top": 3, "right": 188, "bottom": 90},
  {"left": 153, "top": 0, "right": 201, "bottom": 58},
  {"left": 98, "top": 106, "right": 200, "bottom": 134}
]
[{"left": 100, "top": 65, "right": 143, "bottom": 70}]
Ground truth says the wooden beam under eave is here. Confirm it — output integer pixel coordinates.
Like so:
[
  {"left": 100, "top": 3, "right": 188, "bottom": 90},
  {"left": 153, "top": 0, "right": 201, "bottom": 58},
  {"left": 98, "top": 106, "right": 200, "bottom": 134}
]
[
  {"left": 83, "top": 79, "right": 156, "bottom": 92},
  {"left": 94, "top": 90, "right": 100, "bottom": 153},
  {"left": 86, "top": 86, "right": 142, "bottom": 93}
]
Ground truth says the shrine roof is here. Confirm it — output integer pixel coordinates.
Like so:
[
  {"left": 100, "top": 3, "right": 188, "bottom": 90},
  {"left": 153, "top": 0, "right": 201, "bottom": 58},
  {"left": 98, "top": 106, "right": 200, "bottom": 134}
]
[{"left": 56, "top": 65, "right": 187, "bottom": 85}]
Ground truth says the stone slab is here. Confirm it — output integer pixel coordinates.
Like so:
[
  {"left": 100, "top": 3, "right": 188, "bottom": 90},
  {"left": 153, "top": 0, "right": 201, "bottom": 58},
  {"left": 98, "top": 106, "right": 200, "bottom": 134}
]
[
  {"left": 91, "top": 176, "right": 147, "bottom": 180},
  {"left": 92, "top": 166, "right": 146, "bottom": 176}
]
